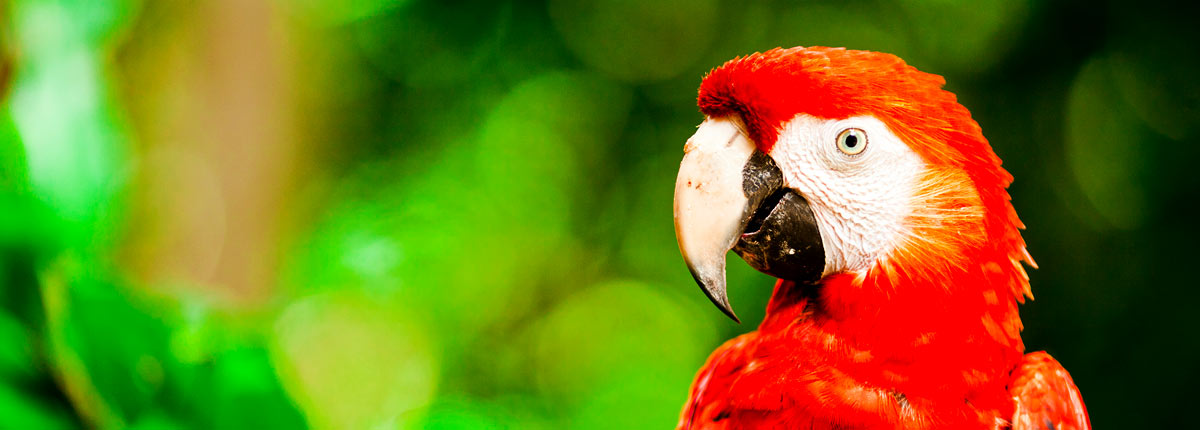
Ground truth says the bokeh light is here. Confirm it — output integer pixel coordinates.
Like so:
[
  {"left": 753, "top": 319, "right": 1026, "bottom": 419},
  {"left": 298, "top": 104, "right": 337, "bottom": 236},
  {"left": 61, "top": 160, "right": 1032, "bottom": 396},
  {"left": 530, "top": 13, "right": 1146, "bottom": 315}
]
[{"left": 1065, "top": 54, "right": 1149, "bottom": 230}]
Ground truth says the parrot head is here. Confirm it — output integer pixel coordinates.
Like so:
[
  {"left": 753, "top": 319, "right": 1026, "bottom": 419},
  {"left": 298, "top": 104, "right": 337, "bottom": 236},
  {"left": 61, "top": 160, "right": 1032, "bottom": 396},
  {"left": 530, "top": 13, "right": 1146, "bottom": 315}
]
[{"left": 675, "top": 47, "right": 1032, "bottom": 322}]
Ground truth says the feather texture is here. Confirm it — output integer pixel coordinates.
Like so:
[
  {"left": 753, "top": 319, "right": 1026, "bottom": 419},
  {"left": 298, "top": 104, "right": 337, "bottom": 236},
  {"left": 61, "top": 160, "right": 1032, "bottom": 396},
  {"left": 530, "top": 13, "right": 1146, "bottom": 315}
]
[{"left": 679, "top": 47, "right": 1088, "bottom": 430}]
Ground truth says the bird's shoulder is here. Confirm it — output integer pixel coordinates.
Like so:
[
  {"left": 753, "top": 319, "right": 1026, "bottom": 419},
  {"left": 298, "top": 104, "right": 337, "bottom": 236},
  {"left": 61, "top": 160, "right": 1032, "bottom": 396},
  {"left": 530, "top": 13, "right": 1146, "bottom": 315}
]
[
  {"left": 1008, "top": 351, "right": 1090, "bottom": 430},
  {"left": 676, "top": 321, "right": 915, "bottom": 430},
  {"left": 678, "top": 330, "right": 752, "bottom": 430}
]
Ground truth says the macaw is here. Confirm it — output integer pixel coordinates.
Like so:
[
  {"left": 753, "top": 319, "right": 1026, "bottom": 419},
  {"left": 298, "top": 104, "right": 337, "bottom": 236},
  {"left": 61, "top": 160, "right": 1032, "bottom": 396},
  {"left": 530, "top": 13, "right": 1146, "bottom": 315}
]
[{"left": 672, "top": 47, "right": 1089, "bottom": 429}]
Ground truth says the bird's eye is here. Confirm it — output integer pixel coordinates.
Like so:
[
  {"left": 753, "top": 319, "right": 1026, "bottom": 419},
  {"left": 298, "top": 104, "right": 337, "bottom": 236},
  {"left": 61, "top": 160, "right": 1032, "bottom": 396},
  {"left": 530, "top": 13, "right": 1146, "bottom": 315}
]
[{"left": 836, "top": 128, "right": 867, "bottom": 156}]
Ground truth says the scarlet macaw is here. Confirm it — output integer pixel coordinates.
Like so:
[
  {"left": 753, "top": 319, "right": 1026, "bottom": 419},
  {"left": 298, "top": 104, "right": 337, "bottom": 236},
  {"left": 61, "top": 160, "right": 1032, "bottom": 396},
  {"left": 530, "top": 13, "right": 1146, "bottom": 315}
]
[{"left": 673, "top": 47, "right": 1089, "bottom": 430}]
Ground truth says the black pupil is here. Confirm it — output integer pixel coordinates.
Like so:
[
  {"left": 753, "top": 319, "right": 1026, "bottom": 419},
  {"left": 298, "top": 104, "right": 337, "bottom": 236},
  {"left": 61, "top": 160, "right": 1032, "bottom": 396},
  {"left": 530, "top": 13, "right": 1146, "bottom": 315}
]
[{"left": 844, "top": 133, "right": 858, "bottom": 148}]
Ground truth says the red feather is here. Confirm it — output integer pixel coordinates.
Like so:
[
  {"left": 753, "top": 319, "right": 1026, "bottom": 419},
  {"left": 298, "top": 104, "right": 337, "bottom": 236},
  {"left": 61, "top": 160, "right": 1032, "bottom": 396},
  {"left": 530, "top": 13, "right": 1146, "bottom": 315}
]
[
  {"left": 679, "top": 47, "right": 1088, "bottom": 429},
  {"left": 1010, "top": 352, "right": 1090, "bottom": 430}
]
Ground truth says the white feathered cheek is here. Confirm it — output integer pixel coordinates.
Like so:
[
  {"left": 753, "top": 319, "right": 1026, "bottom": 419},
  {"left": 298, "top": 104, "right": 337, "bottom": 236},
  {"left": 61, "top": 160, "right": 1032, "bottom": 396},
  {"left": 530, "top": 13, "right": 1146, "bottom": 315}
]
[{"left": 768, "top": 114, "right": 926, "bottom": 277}]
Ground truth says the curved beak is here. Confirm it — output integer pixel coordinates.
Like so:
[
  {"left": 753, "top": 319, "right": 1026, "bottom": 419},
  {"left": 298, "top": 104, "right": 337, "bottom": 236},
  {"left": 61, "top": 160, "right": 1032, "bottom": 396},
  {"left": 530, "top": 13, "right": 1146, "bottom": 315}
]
[{"left": 673, "top": 117, "right": 826, "bottom": 322}]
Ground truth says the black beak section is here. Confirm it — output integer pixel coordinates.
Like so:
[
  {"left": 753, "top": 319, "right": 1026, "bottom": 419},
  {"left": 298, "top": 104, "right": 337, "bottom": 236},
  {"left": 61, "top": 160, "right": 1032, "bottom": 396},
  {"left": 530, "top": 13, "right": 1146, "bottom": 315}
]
[
  {"left": 674, "top": 118, "right": 826, "bottom": 322},
  {"left": 733, "top": 188, "right": 825, "bottom": 285}
]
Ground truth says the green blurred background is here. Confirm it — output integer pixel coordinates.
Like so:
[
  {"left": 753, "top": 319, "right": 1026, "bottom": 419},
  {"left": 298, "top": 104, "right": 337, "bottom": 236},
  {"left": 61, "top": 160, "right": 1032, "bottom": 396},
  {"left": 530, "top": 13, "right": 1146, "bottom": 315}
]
[{"left": 0, "top": 0, "right": 1197, "bottom": 428}]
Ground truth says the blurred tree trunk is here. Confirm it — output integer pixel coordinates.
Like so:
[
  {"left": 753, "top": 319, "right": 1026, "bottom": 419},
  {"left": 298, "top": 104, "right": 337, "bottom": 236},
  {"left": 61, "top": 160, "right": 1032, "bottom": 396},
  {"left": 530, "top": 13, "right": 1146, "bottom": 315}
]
[
  {"left": 0, "top": 0, "right": 11, "bottom": 101},
  {"left": 115, "top": 0, "right": 300, "bottom": 305}
]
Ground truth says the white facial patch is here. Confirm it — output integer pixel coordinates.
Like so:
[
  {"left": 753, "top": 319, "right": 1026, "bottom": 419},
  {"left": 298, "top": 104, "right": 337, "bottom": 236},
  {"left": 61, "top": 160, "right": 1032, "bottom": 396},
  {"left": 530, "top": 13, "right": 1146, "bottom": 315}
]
[{"left": 768, "top": 114, "right": 925, "bottom": 276}]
